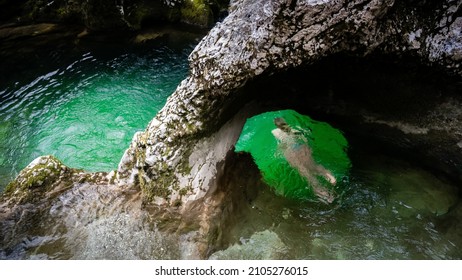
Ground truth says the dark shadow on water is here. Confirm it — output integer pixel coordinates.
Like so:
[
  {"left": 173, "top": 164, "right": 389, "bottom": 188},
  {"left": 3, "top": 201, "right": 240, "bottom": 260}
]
[
  {"left": 214, "top": 136, "right": 461, "bottom": 259},
  {"left": 212, "top": 56, "right": 462, "bottom": 258}
]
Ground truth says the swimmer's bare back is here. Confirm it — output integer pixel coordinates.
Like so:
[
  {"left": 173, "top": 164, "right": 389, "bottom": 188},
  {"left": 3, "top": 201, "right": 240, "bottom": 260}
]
[{"left": 272, "top": 117, "right": 337, "bottom": 203}]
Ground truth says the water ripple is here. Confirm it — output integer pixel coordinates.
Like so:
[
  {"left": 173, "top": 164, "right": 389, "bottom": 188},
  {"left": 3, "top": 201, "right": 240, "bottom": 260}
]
[{"left": 0, "top": 45, "right": 191, "bottom": 190}]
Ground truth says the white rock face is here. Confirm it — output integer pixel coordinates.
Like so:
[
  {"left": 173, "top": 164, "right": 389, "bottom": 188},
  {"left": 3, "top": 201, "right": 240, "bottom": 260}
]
[{"left": 117, "top": 0, "right": 462, "bottom": 206}]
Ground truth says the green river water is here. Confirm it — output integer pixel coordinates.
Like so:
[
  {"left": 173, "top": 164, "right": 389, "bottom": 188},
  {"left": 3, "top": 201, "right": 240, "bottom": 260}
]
[
  {"left": 0, "top": 43, "right": 191, "bottom": 190},
  {"left": 235, "top": 109, "right": 351, "bottom": 202},
  {"left": 0, "top": 36, "right": 461, "bottom": 259}
]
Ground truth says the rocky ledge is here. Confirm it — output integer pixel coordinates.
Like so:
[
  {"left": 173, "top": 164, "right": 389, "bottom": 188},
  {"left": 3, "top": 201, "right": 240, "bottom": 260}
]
[{"left": 1, "top": 0, "right": 461, "bottom": 259}]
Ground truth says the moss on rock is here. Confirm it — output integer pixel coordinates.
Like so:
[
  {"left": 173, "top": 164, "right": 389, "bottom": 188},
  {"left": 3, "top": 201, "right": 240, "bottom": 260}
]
[
  {"left": 180, "top": 0, "right": 213, "bottom": 27},
  {"left": 4, "top": 155, "right": 67, "bottom": 203}
]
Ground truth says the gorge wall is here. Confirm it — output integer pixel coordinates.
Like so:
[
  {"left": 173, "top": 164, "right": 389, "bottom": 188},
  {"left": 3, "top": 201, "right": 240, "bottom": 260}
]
[
  {"left": 2, "top": 0, "right": 462, "bottom": 259},
  {"left": 113, "top": 0, "right": 462, "bottom": 256},
  {"left": 117, "top": 0, "right": 462, "bottom": 207}
]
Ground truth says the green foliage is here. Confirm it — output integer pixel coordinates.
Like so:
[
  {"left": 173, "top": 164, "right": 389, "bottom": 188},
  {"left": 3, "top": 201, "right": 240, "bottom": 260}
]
[{"left": 180, "top": 0, "right": 213, "bottom": 27}]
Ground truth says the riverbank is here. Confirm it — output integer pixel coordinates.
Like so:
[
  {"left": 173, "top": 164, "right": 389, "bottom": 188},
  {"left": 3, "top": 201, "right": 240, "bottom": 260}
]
[{"left": 0, "top": 21, "right": 207, "bottom": 86}]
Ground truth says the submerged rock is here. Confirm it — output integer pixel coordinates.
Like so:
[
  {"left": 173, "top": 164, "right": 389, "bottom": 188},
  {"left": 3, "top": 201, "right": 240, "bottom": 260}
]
[
  {"left": 114, "top": 0, "right": 461, "bottom": 257},
  {"left": 387, "top": 170, "right": 458, "bottom": 217},
  {"left": 209, "top": 230, "right": 289, "bottom": 260},
  {"left": 0, "top": 156, "right": 186, "bottom": 259}
]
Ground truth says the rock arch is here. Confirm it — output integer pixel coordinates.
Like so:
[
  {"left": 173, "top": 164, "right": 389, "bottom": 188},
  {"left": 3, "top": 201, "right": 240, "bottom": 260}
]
[
  {"left": 117, "top": 0, "right": 462, "bottom": 204},
  {"left": 2, "top": 0, "right": 461, "bottom": 259}
]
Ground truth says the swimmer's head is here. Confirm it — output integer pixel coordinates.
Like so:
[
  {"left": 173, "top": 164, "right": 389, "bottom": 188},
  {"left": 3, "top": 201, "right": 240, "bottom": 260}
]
[{"left": 274, "top": 117, "right": 291, "bottom": 132}]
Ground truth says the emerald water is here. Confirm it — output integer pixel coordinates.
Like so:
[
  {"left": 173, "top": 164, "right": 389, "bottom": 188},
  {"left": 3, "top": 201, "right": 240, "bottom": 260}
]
[
  {"left": 217, "top": 139, "right": 461, "bottom": 259},
  {"left": 0, "top": 33, "right": 460, "bottom": 260},
  {"left": 0, "top": 43, "right": 192, "bottom": 191},
  {"left": 235, "top": 110, "right": 350, "bottom": 202}
]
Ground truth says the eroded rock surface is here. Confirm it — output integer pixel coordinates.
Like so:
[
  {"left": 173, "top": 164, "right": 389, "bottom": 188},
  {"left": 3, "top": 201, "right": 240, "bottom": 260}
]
[
  {"left": 114, "top": 0, "right": 461, "bottom": 255},
  {"left": 119, "top": 0, "right": 462, "bottom": 212},
  {"left": 118, "top": 0, "right": 462, "bottom": 202},
  {"left": 209, "top": 230, "right": 290, "bottom": 259},
  {"left": 2, "top": 0, "right": 462, "bottom": 259},
  {"left": 0, "top": 156, "right": 187, "bottom": 259}
]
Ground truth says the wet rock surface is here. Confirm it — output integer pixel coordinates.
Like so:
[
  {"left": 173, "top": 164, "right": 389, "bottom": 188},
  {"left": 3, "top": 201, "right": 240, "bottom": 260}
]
[
  {"left": 1, "top": 0, "right": 462, "bottom": 259},
  {"left": 114, "top": 0, "right": 461, "bottom": 256},
  {"left": 0, "top": 156, "right": 184, "bottom": 259},
  {"left": 118, "top": 0, "right": 462, "bottom": 203},
  {"left": 209, "top": 230, "right": 289, "bottom": 260}
]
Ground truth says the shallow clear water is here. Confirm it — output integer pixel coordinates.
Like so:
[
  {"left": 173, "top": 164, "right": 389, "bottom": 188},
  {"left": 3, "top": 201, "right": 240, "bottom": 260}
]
[
  {"left": 0, "top": 44, "right": 192, "bottom": 191},
  {"left": 219, "top": 147, "right": 461, "bottom": 259}
]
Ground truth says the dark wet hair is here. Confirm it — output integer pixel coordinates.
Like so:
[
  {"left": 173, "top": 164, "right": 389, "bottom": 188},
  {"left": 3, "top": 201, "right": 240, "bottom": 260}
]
[{"left": 274, "top": 117, "right": 291, "bottom": 132}]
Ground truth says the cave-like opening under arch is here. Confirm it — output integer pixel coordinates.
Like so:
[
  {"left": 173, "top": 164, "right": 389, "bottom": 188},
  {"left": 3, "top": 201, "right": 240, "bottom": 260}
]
[{"left": 206, "top": 54, "right": 462, "bottom": 258}]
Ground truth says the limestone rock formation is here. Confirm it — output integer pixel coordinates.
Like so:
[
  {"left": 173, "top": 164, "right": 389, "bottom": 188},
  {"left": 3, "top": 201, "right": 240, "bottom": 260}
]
[
  {"left": 117, "top": 0, "right": 461, "bottom": 207},
  {"left": 209, "top": 230, "right": 290, "bottom": 259},
  {"left": 0, "top": 156, "right": 183, "bottom": 259},
  {"left": 2, "top": 0, "right": 462, "bottom": 259},
  {"left": 113, "top": 0, "right": 461, "bottom": 256}
]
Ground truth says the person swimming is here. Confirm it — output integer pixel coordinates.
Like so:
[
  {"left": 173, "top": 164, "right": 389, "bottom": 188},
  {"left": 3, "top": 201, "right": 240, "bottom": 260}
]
[{"left": 271, "top": 117, "right": 336, "bottom": 204}]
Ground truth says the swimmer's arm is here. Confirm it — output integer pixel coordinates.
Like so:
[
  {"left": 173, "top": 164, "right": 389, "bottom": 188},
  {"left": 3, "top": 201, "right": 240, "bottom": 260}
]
[
  {"left": 292, "top": 126, "right": 314, "bottom": 143},
  {"left": 290, "top": 128, "right": 311, "bottom": 144}
]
